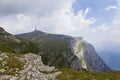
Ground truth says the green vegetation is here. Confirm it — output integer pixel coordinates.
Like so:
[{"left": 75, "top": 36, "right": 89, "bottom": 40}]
[
  {"left": 17, "top": 31, "right": 77, "bottom": 69},
  {"left": 39, "top": 69, "right": 58, "bottom": 74},
  {"left": 39, "top": 39, "right": 72, "bottom": 68},
  {"left": 0, "top": 28, "right": 40, "bottom": 54},
  {"left": 0, "top": 39, "right": 40, "bottom": 54},
  {"left": 0, "top": 53, "right": 25, "bottom": 76},
  {"left": 5, "top": 55, "right": 24, "bottom": 69},
  {"left": 57, "top": 68, "right": 120, "bottom": 80},
  {"left": 78, "top": 42, "right": 86, "bottom": 51}
]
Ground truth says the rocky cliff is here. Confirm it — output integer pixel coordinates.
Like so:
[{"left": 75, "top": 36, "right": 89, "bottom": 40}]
[
  {"left": 17, "top": 30, "right": 111, "bottom": 71},
  {"left": 70, "top": 37, "right": 110, "bottom": 71}
]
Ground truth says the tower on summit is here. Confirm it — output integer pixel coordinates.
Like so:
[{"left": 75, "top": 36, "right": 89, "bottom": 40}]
[{"left": 35, "top": 26, "right": 37, "bottom": 31}]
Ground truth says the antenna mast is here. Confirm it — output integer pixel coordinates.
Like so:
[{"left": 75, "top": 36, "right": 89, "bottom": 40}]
[{"left": 35, "top": 25, "right": 37, "bottom": 31}]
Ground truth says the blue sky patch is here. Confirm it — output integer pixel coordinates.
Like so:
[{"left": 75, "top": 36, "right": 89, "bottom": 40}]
[{"left": 73, "top": 0, "right": 118, "bottom": 27}]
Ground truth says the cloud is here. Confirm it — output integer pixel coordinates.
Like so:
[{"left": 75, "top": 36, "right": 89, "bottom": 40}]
[
  {"left": 1, "top": 0, "right": 120, "bottom": 49},
  {"left": 90, "top": 0, "right": 120, "bottom": 46},
  {"left": 0, "top": 0, "right": 73, "bottom": 17},
  {"left": 97, "top": 24, "right": 110, "bottom": 31},
  {"left": 0, "top": 0, "right": 95, "bottom": 35},
  {"left": 54, "top": 10, "right": 96, "bottom": 34},
  {"left": 105, "top": 5, "right": 118, "bottom": 11},
  {"left": 113, "top": 30, "right": 120, "bottom": 35},
  {"left": 113, "top": 3, "right": 120, "bottom": 27},
  {"left": 84, "top": 7, "right": 91, "bottom": 16}
]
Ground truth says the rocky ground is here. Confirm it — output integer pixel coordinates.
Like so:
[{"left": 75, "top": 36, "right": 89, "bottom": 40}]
[{"left": 0, "top": 53, "right": 61, "bottom": 80}]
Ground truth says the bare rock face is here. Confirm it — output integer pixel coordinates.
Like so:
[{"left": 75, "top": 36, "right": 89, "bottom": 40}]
[
  {"left": 0, "top": 53, "right": 61, "bottom": 80},
  {"left": 70, "top": 56, "right": 82, "bottom": 70},
  {"left": 70, "top": 37, "right": 111, "bottom": 71},
  {"left": 18, "top": 53, "right": 61, "bottom": 80}
]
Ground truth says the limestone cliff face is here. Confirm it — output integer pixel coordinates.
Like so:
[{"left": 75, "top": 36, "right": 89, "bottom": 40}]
[{"left": 70, "top": 37, "right": 111, "bottom": 71}]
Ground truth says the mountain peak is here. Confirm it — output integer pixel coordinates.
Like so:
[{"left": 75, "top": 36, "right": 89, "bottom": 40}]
[
  {"left": 0, "top": 27, "right": 12, "bottom": 40},
  {"left": 33, "top": 26, "right": 45, "bottom": 34},
  {"left": 0, "top": 27, "right": 7, "bottom": 34},
  {"left": 32, "top": 29, "right": 46, "bottom": 34},
  {"left": 0, "top": 27, "right": 40, "bottom": 54},
  {"left": 0, "top": 27, "right": 5, "bottom": 31}
]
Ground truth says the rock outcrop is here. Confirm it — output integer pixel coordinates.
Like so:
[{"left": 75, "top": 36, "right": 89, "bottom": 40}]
[{"left": 0, "top": 53, "right": 61, "bottom": 80}]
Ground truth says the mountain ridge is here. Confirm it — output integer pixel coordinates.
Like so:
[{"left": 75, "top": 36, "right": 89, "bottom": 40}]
[
  {"left": 0, "top": 27, "right": 111, "bottom": 71},
  {"left": 16, "top": 29, "right": 111, "bottom": 71},
  {"left": 0, "top": 27, "right": 40, "bottom": 54}
]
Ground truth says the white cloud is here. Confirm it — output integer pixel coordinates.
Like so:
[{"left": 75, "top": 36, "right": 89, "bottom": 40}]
[
  {"left": 113, "top": 0, "right": 120, "bottom": 26},
  {"left": 84, "top": 7, "right": 91, "bottom": 16},
  {"left": 90, "top": 24, "right": 109, "bottom": 33},
  {"left": 91, "top": 28, "right": 97, "bottom": 32},
  {"left": 0, "top": 0, "right": 95, "bottom": 35},
  {"left": 105, "top": 5, "right": 118, "bottom": 11},
  {"left": 53, "top": 8, "right": 95, "bottom": 34},
  {"left": 97, "top": 24, "right": 110, "bottom": 31},
  {"left": 1, "top": 0, "right": 120, "bottom": 49},
  {"left": 113, "top": 30, "right": 120, "bottom": 35},
  {"left": 0, "top": 14, "right": 36, "bottom": 33},
  {"left": 0, "top": 0, "right": 72, "bottom": 17}
]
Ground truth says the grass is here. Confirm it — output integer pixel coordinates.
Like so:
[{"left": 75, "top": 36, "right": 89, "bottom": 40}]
[
  {"left": 39, "top": 69, "right": 58, "bottom": 74},
  {"left": 16, "top": 32, "right": 87, "bottom": 69},
  {"left": 5, "top": 56, "right": 24, "bottom": 70},
  {"left": 0, "top": 29, "right": 40, "bottom": 54},
  {"left": 78, "top": 42, "right": 86, "bottom": 51},
  {"left": 0, "top": 39, "right": 40, "bottom": 54},
  {"left": 57, "top": 68, "right": 120, "bottom": 80},
  {"left": 38, "top": 39, "right": 72, "bottom": 68},
  {"left": 0, "top": 53, "right": 25, "bottom": 76}
]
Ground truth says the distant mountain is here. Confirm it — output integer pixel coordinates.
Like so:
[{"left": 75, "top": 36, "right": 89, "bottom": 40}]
[
  {"left": 0, "top": 27, "right": 39, "bottom": 54},
  {"left": 98, "top": 50, "right": 120, "bottom": 70},
  {"left": 16, "top": 30, "right": 111, "bottom": 71}
]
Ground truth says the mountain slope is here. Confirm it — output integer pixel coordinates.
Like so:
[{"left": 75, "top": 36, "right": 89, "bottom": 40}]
[
  {"left": 17, "top": 30, "right": 76, "bottom": 69},
  {"left": 17, "top": 30, "right": 111, "bottom": 71},
  {"left": 98, "top": 50, "right": 120, "bottom": 70},
  {"left": 57, "top": 68, "right": 120, "bottom": 80},
  {"left": 0, "top": 27, "right": 40, "bottom": 54}
]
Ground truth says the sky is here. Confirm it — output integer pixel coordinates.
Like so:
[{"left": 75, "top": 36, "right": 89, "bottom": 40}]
[{"left": 0, "top": 0, "right": 120, "bottom": 50}]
